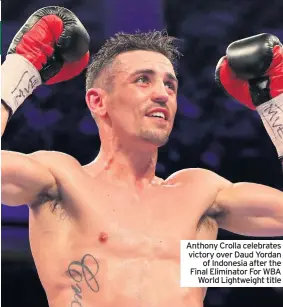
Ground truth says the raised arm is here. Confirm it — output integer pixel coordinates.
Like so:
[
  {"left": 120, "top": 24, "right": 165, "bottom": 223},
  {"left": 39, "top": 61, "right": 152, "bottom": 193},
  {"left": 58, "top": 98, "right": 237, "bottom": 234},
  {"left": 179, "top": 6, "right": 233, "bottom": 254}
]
[
  {"left": 1, "top": 58, "right": 57, "bottom": 206},
  {"left": 1, "top": 151, "right": 57, "bottom": 206},
  {"left": 215, "top": 33, "right": 283, "bottom": 236},
  {"left": 215, "top": 182, "right": 283, "bottom": 236},
  {"left": 1, "top": 7, "right": 89, "bottom": 206}
]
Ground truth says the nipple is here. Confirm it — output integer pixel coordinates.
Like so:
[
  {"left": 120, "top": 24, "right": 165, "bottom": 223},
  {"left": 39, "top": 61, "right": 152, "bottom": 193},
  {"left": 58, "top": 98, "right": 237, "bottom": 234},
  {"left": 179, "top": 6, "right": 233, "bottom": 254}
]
[{"left": 99, "top": 232, "right": 108, "bottom": 243}]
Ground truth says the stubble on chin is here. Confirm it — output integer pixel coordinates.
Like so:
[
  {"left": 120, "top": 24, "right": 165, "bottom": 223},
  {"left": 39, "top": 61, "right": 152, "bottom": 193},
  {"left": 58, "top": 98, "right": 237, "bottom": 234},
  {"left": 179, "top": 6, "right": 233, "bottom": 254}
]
[{"left": 139, "top": 128, "right": 170, "bottom": 146}]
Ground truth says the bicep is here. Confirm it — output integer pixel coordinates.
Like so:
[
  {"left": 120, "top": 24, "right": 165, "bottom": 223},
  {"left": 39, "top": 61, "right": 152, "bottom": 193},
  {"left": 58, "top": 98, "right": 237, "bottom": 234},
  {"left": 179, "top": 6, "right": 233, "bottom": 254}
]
[
  {"left": 216, "top": 182, "right": 283, "bottom": 218},
  {"left": 1, "top": 151, "right": 57, "bottom": 206},
  {"left": 216, "top": 182, "right": 283, "bottom": 236},
  {"left": 219, "top": 215, "right": 283, "bottom": 237}
]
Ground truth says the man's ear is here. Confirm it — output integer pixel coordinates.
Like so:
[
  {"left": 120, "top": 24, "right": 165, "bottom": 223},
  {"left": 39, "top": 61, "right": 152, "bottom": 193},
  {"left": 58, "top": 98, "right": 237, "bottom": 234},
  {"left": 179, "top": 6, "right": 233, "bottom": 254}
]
[{"left": 85, "top": 88, "right": 107, "bottom": 117}]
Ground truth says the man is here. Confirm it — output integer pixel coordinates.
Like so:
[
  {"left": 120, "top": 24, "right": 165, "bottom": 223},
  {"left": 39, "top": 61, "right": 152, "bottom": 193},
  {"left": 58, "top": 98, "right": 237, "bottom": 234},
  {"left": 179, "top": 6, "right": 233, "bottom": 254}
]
[{"left": 1, "top": 6, "right": 283, "bottom": 307}]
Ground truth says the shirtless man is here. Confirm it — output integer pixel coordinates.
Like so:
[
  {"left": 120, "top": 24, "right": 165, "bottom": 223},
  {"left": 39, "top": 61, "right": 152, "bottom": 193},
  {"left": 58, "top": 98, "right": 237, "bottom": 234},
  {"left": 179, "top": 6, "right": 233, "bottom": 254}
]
[{"left": 1, "top": 6, "right": 283, "bottom": 307}]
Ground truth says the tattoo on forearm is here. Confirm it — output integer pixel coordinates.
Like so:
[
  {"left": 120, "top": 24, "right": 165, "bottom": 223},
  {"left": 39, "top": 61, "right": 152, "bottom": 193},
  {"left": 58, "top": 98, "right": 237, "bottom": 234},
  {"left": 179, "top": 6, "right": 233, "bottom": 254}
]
[{"left": 68, "top": 254, "right": 100, "bottom": 306}]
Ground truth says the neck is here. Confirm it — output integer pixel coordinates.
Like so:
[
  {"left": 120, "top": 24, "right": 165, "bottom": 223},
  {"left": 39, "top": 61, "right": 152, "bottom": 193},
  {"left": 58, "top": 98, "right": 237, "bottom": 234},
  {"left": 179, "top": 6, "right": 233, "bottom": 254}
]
[{"left": 94, "top": 140, "right": 159, "bottom": 186}]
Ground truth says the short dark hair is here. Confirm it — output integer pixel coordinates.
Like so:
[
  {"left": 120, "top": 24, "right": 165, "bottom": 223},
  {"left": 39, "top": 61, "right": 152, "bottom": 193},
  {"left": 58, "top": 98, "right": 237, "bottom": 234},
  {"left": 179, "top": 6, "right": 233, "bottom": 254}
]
[{"left": 85, "top": 30, "right": 181, "bottom": 91}]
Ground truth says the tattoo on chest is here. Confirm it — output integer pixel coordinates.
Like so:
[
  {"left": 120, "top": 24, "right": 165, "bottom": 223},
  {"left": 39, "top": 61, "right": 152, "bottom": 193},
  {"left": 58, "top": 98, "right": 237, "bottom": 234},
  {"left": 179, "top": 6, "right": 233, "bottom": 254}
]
[{"left": 68, "top": 254, "right": 100, "bottom": 306}]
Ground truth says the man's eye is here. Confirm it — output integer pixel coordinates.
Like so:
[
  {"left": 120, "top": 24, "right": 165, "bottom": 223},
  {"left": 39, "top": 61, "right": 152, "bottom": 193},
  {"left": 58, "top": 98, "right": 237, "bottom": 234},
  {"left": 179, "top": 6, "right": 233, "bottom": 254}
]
[
  {"left": 165, "top": 81, "right": 176, "bottom": 91},
  {"left": 136, "top": 76, "right": 149, "bottom": 83}
]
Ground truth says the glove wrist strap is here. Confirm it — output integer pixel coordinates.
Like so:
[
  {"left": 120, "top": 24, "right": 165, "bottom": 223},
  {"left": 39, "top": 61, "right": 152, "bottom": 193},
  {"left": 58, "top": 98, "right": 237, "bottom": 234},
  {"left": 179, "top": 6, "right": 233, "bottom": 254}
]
[
  {"left": 1, "top": 54, "right": 42, "bottom": 115},
  {"left": 256, "top": 93, "right": 283, "bottom": 157}
]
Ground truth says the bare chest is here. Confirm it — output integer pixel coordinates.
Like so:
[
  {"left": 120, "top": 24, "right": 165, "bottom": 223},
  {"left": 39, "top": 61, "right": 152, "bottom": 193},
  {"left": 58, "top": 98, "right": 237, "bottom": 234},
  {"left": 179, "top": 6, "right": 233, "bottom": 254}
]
[
  {"left": 59, "top": 180, "right": 217, "bottom": 257},
  {"left": 30, "top": 175, "right": 218, "bottom": 306}
]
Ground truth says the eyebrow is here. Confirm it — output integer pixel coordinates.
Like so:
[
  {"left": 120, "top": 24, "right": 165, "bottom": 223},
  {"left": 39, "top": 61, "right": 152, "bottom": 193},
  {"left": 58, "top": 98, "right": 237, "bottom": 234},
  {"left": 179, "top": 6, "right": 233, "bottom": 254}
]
[{"left": 130, "top": 69, "right": 178, "bottom": 84}]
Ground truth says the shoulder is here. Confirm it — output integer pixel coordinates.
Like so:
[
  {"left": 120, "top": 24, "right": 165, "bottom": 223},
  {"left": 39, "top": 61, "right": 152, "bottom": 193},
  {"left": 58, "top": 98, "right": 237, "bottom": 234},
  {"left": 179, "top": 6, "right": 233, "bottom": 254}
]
[
  {"left": 165, "top": 168, "right": 233, "bottom": 219},
  {"left": 29, "top": 150, "right": 81, "bottom": 168},
  {"left": 28, "top": 151, "right": 84, "bottom": 180},
  {"left": 27, "top": 151, "right": 84, "bottom": 207},
  {"left": 165, "top": 168, "right": 231, "bottom": 190}
]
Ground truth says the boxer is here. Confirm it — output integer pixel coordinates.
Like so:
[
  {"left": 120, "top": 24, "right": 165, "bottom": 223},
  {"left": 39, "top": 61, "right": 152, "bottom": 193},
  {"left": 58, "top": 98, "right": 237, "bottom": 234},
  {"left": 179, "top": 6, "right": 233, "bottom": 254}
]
[{"left": 1, "top": 6, "right": 283, "bottom": 307}]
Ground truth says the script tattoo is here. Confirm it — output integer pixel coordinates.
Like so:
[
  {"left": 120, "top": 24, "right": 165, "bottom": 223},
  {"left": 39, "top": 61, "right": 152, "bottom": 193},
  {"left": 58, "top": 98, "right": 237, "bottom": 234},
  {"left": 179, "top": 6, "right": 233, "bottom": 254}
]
[
  {"left": 11, "top": 71, "right": 39, "bottom": 107},
  {"left": 68, "top": 254, "right": 100, "bottom": 306},
  {"left": 263, "top": 103, "right": 283, "bottom": 139}
]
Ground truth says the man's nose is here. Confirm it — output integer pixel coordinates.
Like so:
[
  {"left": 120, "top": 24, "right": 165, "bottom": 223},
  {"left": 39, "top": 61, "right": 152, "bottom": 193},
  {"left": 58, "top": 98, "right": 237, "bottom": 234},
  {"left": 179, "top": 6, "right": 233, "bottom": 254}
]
[{"left": 151, "top": 82, "right": 169, "bottom": 104}]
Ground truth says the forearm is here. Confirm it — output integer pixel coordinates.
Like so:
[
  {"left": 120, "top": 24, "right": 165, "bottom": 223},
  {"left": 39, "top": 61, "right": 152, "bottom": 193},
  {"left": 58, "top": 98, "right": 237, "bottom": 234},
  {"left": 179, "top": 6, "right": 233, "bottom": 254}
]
[{"left": 1, "top": 103, "right": 10, "bottom": 136}]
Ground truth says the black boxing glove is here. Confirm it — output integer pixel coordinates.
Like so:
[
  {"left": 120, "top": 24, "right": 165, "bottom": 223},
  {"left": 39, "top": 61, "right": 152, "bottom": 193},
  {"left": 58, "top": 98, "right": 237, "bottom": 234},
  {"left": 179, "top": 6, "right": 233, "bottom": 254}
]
[
  {"left": 2, "top": 6, "right": 90, "bottom": 116},
  {"left": 216, "top": 33, "right": 283, "bottom": 158}
]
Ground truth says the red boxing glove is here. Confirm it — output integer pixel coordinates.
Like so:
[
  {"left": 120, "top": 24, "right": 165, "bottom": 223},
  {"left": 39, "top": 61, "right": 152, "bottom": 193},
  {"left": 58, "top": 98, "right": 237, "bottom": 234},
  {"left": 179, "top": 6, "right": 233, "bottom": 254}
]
[
  {"left": 2, "top": 6, "right": 90, "bottom": 115},
  {"left": 8, "top": 6, "right": 90, "bottom": 84},
  {"left": 215, "top": 33, "right": 283, "bottom": 110}
]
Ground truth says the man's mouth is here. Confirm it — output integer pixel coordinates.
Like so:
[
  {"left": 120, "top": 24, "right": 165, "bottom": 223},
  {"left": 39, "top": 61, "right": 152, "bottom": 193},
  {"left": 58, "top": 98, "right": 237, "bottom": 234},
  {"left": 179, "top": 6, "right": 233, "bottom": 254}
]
[
  {"left": 146, "top": 108, "right": 169, "bottom": 120},
  {"left": 147, "top": 112, "right": 166, "bottom": 119}
]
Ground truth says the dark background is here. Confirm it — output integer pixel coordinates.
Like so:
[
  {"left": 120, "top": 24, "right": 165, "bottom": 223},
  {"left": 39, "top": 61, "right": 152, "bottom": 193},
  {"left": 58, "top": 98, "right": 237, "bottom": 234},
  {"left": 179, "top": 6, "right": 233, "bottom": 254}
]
[{"left": 1, "top": 0, "right": 283, "bottom": 306}]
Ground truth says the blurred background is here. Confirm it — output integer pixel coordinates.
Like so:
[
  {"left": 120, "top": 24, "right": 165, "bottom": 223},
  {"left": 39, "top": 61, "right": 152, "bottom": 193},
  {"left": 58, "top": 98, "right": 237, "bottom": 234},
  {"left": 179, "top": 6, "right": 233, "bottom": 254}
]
[{"left": 1, "top": 0, "right": 283, "bottom": 306}]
